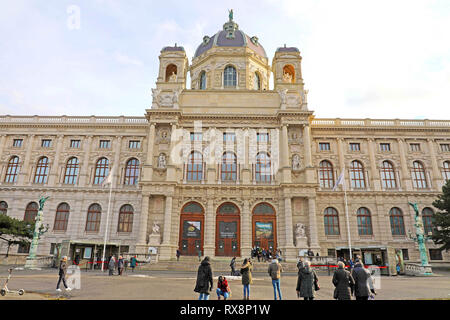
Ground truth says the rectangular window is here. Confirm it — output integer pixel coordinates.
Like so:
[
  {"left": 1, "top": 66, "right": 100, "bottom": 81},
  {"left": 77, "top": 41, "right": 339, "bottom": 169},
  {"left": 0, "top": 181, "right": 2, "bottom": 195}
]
[
  {"left": 349, "top": 143, "right": 360, "bottom": 151},
  {"left": 257, "top": 133, "right": 269, "bottom": 143},
  {"left": 41, "top": 139, "right": 52, "bottom": 148},
  {"left": 440, "top": 144, "right": 450, "bottom": 152},
  {"left": 319, "top": 142, "right": 331, "bottom": 151},
  {"left": 401, "top": 249, "right": 409, "bottom": 260},
  {"left": 129, "top": 140, "right": 141, "bottom": 149},
  {"left": 13, "top": 139, "right": 23, "bottom": 147},
  {"left": 99, "top": 140, "right": 111, "bottom": 149},
  {"left": 380, "top": 143, "right": 391, "bottom": 152},
  {"left": 327, "top": 249, "right": 336, "bottom": 257},
  {"left": 429, "top": 249, "right": 443, "bottom": 260},
  {"left": 70, "top": 140, "right": 81, "bottom": 148},
  {"left": 410, "top": 143, "right": 421, "bottom": 152},
  {"left": 223, "top": 133, "right": 236, "bottom": 142},
  {"left": 17, "top": 243, "right": 30, "bottom": 254},
  {"left": 190, "top": 133, "right": 203, "bottom": 141}
]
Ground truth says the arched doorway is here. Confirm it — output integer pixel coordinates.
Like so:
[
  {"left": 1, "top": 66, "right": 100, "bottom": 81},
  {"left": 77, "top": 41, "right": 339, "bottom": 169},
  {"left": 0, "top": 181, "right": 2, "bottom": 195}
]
[
  {"left": 179, "top": 202, "right": 204, "bottom": 256},
  {"left": 216, "top": 202, "right": 240, "bottom": 257},
  {"left": 252, "top": 203, "right": 277, "bottom": 252}
]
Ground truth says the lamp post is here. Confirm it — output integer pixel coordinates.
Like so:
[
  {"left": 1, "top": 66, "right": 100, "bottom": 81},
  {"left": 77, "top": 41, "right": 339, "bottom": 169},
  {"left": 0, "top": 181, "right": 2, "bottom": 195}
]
[
  {"left": 24, "top": 196, "right": 49, "bottom": 269},
  {"left": 407, "top": 202, "right": 433, "bottom": 275}
]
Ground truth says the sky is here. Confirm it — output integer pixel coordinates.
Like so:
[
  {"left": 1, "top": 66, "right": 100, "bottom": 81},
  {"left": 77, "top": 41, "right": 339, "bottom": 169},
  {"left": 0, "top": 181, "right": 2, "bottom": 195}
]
[{"left": 0, "top": 0, "right": 449, "bottom": 119}]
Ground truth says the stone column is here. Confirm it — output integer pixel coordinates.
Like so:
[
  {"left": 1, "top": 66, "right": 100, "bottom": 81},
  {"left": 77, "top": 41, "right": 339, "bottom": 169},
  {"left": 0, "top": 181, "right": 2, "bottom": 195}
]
[
  {"left": 167, "top": 123, "right": 177, "bottom": 181},
  {"left": 159, "top": 195, "right": 173, "bottom": 260},
  {"left": 280, "top": 124, "right": 291, "bottom": 183},
  {"left": 337, "top": 138, "right": 346, "bottom": 184},
  {"left": 18, "top": 134, "right": 35, "bottom": 185},
  {"left": 283, "top": 197, "right": 297, "bottom": 261},
  {"left": 242, "top": 128, "right": 251, "bottom": 184},
  {"left": 203, "top": 198, "right": 215, "bottom": 257},
  {"left": 240, "top": 199, "right": 252, "bottom": 257},
  {"left": 113, "top": 136, "right": 122, "bottom": 187},
  {"left": 397, "top": 138, "right": 412, "bottom": 190},
  {"left": 368, "top": 138, "right": 381, "bottom": 190},
  {"left": 427, "top": 139, "right": 442, "bottom": 190},
  {"left": 308, "top": 197, "right": 320, "bottom": 250},
  {"left": 142, "top": 123, "right": 156, "bottom": 181},
  {"left": 303, "top": 124, "right": 314, "bottom": 182},
  {"left": 79, "top": 135, "right": 93, "bottom": 186},
  {"left": 49, "top": 135, "right": 64, "bottom": 186},
  {"left": 136, "top": 194, "right": 150, "bottom": 250},
  {"left": 0, "top": 135, "right": 6, "bottom": 179}
]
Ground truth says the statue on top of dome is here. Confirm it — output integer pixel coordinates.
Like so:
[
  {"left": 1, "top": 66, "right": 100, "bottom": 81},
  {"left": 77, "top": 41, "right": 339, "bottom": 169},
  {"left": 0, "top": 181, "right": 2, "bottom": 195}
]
[{"left": 228, "top": 9, "right": 233, "bottom": 22}]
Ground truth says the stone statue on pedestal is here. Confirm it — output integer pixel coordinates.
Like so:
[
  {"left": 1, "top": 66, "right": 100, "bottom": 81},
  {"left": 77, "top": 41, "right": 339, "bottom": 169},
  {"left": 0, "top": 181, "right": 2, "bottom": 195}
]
[{"left": 295, "top": 223, "right": 308, "bottom": 249}]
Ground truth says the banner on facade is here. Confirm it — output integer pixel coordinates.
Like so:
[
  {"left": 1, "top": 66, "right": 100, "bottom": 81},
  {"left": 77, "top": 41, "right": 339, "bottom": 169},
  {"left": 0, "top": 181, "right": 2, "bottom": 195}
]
[
  {"left": 255, "top": 222, "right": 273, "bottom": 239},
  {"left": 183, "top": 221, "right": 201, "bottom": 238}
]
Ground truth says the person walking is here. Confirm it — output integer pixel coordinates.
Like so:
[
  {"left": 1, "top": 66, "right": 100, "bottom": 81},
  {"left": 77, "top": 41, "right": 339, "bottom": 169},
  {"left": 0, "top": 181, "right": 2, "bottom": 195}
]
[
  {"left": 108, "top": 255, "right": 116, "bottom": 276},
  {"left": 56, "top": 256, "right": 72, "bottom": 292},
  {"left": 298, "top": 260, "right": 319, "bottom": 300},
  {"left": 197, "top": 249, "right": 202, "bottom": 262},
  {"left": 295, "top": 256, "right": 305, "bottom": 298},
  {"left": 176, "top": 249, "right": 181, "bottom": 261},
  {"left": 130, "top": 256, "right": 137, "bottom": 272},
  {"left": 216, "top": 276, "right": 230, "bottom": 300},
  {"left": 351, "top": 261, "right": 370, "bottom": 300},
  {"left": 117, "top": 256, "right": 124, "bottom": 276},
  {"left": 240, "top": 258, "right": 253, "bottom": 300},
  {"left": 194, "top": 256, "right": 213, "bottom": 300},
  {"left": 230, "top": 257, "right": 236, "bottom": 276},
  {"left": 268, "top": 258, "right": 283, "bottom": 300},
  {"left": 332, "top": 261, "right": 355, "bottom": 300}
]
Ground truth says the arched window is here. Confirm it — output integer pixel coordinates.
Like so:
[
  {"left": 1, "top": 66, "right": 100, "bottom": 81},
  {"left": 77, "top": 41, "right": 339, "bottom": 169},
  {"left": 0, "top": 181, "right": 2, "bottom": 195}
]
[
  {"left": 24, "top": 202, "right": 38, "bottom": 222},
  {"left": 199, "top": 71, "right": 206, "bottom": 90},
  {"left": 319, "top": 160, "right": 334, "bottom": 188},
  {"left": 255, "top": 152, "right": 271, "bottom": 182},
  {"left": 117, "top": 204, "right": 133, "bottom": 232},
  {"left": 253, "top": 203, "right": 275, "bottom": 215},
  {"left": 165, "top": 64, "right": 177, "bottom": 82},
  {"left": 422, "top": 207, "right": 434, "bottom": 235},
  {"left": 357, "top": 207, "right": 373, "bottom": 235},
  {"left": 34, "top": 157, "right": 49, "bottom": 184},
  {"left": 443, "top": 161, "right": 450, "bottom": 181},
  {"left": 253, "top": 72, "right": 261, "bottom": 90},
  {"left": 86, "top": 203, "right": 101, "bottom": 232},
  {"left": 4, "top": 156, "right": 20, "bottom": 183},
  {"left": 350, "top": 160, "right": 366, "bottom": 189},
  {"left": 224, "top": 65, "right": 237, "bottom": 87},
  {"left": 0, "top": 201, "right": 7, "bottom": 215},
  {"left": 93, "top": 157, "right": 109, "bottom": 185},
  {"left": 187, "top": 151, "right": 203, "bottom": 181},
  {"left": 389, "top": 207, "right": 405, "bottom": 236},
  {"left": 221, "top": 152, "right": 237, "bottom": 181},
  {"left": 63, "top": 157, "right": 79, "bottom": 185},
  {"left": 412, "top": 161, "right": 428, "bottom": 189},
  {"left": 182, "top": 202, "right": 204, "bottom": 214},
  {"left": 324, "top": 207, "right": 340, "bottom": 235},
  {"left": 381, "top": 161, "right": 397, "bottom": 189},
  {"left": 124, "top": 158, "right": 140, "bottom": 185},
  {"left": 54, "top": 203, "right": 70, "bottom": 231}
]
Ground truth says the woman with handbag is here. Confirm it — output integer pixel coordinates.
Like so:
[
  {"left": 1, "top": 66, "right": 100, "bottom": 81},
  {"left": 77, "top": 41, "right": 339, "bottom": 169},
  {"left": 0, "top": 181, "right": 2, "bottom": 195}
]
[
  {"left": 332, "top": 261, "right": 355, "bottom": 300},
  {"left": 298, "top": 260, "right": 319, "bottom": 300}
]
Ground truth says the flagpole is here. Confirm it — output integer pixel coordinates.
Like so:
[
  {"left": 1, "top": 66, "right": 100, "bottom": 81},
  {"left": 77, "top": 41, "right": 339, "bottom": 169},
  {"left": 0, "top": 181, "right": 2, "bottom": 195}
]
[
  {"left": 101, "top": 174, "right": 113, "bottom": 272},
  {"left": 342, "top": 169, "right": 352, "bottom": 261}
]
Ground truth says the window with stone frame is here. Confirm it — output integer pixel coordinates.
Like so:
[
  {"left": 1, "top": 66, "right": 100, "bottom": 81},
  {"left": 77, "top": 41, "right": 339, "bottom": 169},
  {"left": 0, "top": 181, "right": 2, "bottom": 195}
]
[
  {"left": 70, "top": 140, "right": 81, "bottom": 148},
  {"left": 356, "top": 207, "right": 373, "bottom": 235},
  {"left": 411, "top": 161, "right": 428, "bottom": 189},
  {"left": 99, "top": 140, "right": 111, "bottom": 149},
  {"left": 93, "top": 157, "right": 109, "bottom": 185},
  {"left": 319, "top": 160, "right": 334, "bottom": 189},
  {"left": 324, "top": 207, "right": 340, "bottom": 236},
  {"left": 350, "top": 160, "right": 366, "bottom": 189},
  {"left": 34, "top": 157, "right": 49, "bottom": 184},
  {"left": 124, "top": 158, "right": 140, "bottom": 185},
  {"left": 440, "top": 144, "right": 450, "bottom": 152},
  {"left": 0, "top": 201, "right": 7, "bottom": 215},
  {"left": 410, "top": 143, "right": 421, "bottom": 152},
  {"left": 319, "top": 142, "right": 331, "bottom": 151},
  {"left": 117, "top": 204, "right": 134, "bottom": 232},
  {"left": 380, "top": 143, "right": 391, "bottom": 152},
  {"left": 128, "top": 140, "right": 140, "bottom": 149},
  {"left": 4, "top": 156, "right": 20, "bottom": 183},
  {"left": 349, "top": 143, "right": 360, "bottom": 152},
  {"left": 389, "top": 207, "right": 405, "bottom": 236},
  {"left": 41, "top": 139, "right": 52, "bottom": 148},
  {"left": 443, "top": 161, "right": 450, "bottom": 181},
  {"left": 24, "top": 202, "right": 38, "bottom": 223},
  {"left": 421, "top": 207, "right": 434, "bottom": 235},
  {"left": 380, "top": 161, "right": 397, "bottom": 189},
  {"left": 85, "top": 204, "right": 102, "bottom": 232},
  {"left": 221, "top": 152, "right": 237, "bottom": 181},
  {"left": 13, "top": 139, "right": 23, "bottom": 147},
  {"left": 63, "top": 157, "right": 79, "bottom": 185},
  {"left": 53, "top": 203, "right": 70, "bottom": 231},
  {"left": 429, "top": 249, "right": 443, "bottom": 260},
  {"left": 186, "top": 151, "right": 203, "bottom": 181},
  {"left": 223, "top": 65, "right": 237, "bottom": 87},
  {"left": 255, "top": 152, "right": 271, "bottom": 183}
]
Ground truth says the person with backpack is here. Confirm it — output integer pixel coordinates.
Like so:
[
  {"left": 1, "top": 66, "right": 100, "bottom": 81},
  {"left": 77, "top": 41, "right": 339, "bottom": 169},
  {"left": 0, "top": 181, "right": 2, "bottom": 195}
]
[
  {"left": 130, "top": 256, "right": 137, "bottom": 272},
  {"left": 216, "top": 276, "right": 230, "bottom": 300},
  {"left": 332, "top": 261, "right": 355, "bottom": 300},
  {"left": 56, "top": 256, "right": 72, "bottom": 292},
  {"left": 194, "top": 256, "right": 213, "bottom": 300},
  {"left": 268, "top": 258, "right": 283, "bottom": 300},
  {"left": 240, "top": 258, "right": 253, "bottom": 300},
  {"left": 298, "top": 260, "right": 319, "bottom": 300}
]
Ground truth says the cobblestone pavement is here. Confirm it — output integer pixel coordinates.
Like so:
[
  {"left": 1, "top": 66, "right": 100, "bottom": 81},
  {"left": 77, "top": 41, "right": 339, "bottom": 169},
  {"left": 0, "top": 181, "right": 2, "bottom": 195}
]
[{"left": 0, "top": 267, "right": 449, "bottom": 300}]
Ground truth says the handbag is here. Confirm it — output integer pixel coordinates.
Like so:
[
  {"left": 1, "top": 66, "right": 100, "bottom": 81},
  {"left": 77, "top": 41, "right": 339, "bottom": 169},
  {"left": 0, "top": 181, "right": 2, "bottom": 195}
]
[{"left": 314, "top": 279, "right": 320, "bottom": 291}]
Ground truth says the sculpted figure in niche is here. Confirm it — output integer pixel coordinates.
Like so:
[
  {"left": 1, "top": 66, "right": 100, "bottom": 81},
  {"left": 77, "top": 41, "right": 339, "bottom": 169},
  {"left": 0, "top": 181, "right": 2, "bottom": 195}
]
[
  {"left": 292, "top": 154, "right": 301, "bottom": 170},
  {"left": 295, "top": 223, "right": 306, "bottom": 237},
  {"left": 169, "top": 71, "right": 177, "bottom": 82},
  {"left": 283, "top": 71, "right": 292, "bottom": 83},
  {"left": 152, "top": 222, "right": 160, "bottom": 234},
  {"left": 158, "top": 153, "right": 166, "bottom": 168}
]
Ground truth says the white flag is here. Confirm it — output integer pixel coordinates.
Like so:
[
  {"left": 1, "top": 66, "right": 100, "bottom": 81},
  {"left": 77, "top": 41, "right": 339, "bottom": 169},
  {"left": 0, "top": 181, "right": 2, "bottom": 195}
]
[
  {"left": 101, "top": 164, "right": 116, "bottom": 187},
  {"left": 332, "top": 170, "right": 345, "bottom": 191}
]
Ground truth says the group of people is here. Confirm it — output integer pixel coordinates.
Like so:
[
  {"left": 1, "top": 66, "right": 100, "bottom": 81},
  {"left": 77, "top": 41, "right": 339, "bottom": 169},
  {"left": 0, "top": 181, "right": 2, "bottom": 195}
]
[
  {"left": 107, "top": 255, "right": 138, "bottom": 275},
  {"left": 251, "top": 247, "right": 282, "bottom": 263},
  {"left": 194, "top": 255, "right": 377, "bottom": 300}
]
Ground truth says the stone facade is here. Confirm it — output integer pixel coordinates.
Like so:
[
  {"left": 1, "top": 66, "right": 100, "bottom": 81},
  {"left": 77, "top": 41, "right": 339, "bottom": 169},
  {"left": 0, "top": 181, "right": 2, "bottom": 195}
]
[{"left": 0, "top": 17, "right": 449, "bottom": 264}]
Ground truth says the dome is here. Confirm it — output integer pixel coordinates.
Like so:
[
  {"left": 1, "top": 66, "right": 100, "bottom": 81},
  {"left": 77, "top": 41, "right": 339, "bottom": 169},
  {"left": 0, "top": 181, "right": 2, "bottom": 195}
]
[{"left": 194, "top": 17, "right": 267, "bottom": 59}]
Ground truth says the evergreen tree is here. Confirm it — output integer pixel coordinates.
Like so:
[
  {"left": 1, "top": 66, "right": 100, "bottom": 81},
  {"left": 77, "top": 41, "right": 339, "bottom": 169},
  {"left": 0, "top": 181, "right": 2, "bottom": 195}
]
[
  {"left": 432, "top": 180, "right": 450, "bottom": 251},
  {"left": 0, "top": 214, "right": 35, "bottom": 257}
]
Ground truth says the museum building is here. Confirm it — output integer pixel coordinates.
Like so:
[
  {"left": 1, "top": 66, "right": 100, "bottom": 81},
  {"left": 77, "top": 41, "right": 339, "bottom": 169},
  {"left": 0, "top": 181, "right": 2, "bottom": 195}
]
[{"left": 0, "top": 15, "right": 449, "bottom": 266}]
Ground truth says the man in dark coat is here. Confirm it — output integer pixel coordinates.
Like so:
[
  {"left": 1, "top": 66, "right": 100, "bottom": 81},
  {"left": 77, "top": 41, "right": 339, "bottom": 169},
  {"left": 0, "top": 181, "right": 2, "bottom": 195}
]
[
  {"left": 332, "top": 261, "right": 355, "bottom": 300},
  {"left": 230, "top": 257, "right": 236, "bottom": 276},
  {"left": 298, "top": 260, "right": 318, "bottom": 300},
  {"left": 351, "top": 261, "right": 370, "bottom": 300},
  {"left": 194, "top": 256, "right": 213, "bottom": 300},
  {"left": 295, "top": 257, "right": 305, "bottom": 298}
]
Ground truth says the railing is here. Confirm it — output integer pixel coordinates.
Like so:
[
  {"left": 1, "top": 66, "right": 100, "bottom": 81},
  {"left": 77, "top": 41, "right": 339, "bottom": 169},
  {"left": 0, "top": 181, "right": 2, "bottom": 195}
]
[
  {"left": 311, "top": 118, "right": 450, "bottom": 128},
  {"left": 0, "top": 115, "right": 148, "bottom": 124}
]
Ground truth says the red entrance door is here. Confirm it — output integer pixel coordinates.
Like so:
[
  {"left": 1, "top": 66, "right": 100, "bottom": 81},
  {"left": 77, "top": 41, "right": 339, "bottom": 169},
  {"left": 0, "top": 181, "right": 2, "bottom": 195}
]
[
  {"left": 215, "top": 202, "right": 240, "bottom": 257},
  {"left": 179, "top": 202, "right": 204, "bottom": 256}
]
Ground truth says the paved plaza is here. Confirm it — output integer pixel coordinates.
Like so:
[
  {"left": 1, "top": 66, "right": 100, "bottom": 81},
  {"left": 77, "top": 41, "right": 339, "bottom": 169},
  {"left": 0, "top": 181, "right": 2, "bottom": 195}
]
[{"left": 0, "top": 266, "right": 449, "bottom": 300}]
